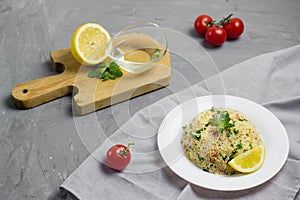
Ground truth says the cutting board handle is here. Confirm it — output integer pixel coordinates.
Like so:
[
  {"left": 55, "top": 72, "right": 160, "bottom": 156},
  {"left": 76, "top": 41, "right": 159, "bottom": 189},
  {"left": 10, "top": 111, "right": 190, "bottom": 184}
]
[
  {"left": 11, "top": 48, "right": 171, "bottom": 114},
  {"left": 11, "top": 73, "right": 74, "bottom": 109}
]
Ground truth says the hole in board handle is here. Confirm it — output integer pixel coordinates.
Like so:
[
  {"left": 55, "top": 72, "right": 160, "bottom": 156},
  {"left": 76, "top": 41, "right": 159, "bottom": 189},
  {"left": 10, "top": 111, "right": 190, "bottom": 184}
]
[{"left": 54, "top": 62, "right": 65, "bottom": 73}]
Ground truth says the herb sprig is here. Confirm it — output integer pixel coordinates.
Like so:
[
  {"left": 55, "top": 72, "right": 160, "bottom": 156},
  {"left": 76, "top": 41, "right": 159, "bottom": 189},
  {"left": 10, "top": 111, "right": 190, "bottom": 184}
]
[
  {"left": 209, "top": 110, "right": 234, "bottom": 133},
  {"left": 88, "top": 61, "right": 123, "bottom": 81}
]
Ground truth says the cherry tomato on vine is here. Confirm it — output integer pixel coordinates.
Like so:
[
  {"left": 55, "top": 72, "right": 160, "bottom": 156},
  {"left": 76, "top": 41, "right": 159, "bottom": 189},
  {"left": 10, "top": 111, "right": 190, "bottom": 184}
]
[
  {"left": 194, "top": 15, "right": 213, "bottom": 36},
  {"left": 223, "top": 18, "right": 244, "bottom": 39},
  {"left": 205, "top": 26, "right": 227, "bottom": 46},
  {"left": 106, "top": 143, "right": 134, "bottom": 170}
]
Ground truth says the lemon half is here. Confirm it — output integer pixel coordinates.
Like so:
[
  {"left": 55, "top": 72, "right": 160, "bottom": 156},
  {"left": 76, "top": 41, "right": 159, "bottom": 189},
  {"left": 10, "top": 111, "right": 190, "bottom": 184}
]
[
  {"left": 70, "top": 23, "right": 111, "bottom": 65},
  {"left": 228, "top": 145, "right": 266, "bottom": 173}
]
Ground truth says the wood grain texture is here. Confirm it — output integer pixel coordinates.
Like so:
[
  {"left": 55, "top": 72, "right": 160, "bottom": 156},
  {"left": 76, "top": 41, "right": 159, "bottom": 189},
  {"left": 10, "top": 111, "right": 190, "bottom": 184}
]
[{"left": 11, "top": 48, "right": 171, "bottom": 115}]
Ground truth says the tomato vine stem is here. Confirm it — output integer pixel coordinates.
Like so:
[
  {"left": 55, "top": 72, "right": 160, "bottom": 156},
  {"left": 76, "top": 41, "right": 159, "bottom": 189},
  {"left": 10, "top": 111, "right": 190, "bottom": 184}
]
[
  {"left": 215, "top": 13, "right": 234, "bottom": 27},
  {"left": 117, "top": 142, "right": 135, "bottom": 157},
  {"left": 126, "top": 142, "right": 135, "bottom": 153}
]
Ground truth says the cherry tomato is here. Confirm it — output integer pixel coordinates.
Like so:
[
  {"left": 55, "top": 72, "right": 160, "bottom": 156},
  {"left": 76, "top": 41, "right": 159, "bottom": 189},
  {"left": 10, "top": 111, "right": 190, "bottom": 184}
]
[
  {"left": 106, "top": 143, "right": 134, "bottom": 170},
  {"left": 205, "top": 26, "right": 227, "bottom": 46},
  {"left": 194, "top": 15, "right": 213, "bottom": 36},
  {"left": 223, "top": 18, "right": 244, "bottom": 39}
]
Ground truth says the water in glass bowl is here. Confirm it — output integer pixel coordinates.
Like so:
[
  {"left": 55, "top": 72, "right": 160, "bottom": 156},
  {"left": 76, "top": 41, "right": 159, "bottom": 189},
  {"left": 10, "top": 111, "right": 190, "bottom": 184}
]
[{"left": 108, "top": 33, "right": 166, "bottom": 73}]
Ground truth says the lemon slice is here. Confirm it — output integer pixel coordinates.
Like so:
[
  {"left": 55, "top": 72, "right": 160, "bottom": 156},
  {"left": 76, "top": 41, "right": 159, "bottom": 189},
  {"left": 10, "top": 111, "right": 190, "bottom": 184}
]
[
  {"left": 70, "top": 23, "right": 111, "bottom": 65},
  {"left": 228, "top": 145, "right": 266, "bottom": 173}
]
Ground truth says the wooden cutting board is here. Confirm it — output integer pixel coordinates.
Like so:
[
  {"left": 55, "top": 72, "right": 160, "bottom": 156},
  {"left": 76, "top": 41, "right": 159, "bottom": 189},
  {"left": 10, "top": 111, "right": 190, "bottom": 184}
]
[{"left": 11, "top": 48, "right": 171, "bottom": 115}]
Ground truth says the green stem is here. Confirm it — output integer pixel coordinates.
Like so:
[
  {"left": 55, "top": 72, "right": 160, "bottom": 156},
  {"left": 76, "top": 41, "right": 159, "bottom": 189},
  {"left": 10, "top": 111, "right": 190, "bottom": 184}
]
[
  {"left": 226, "top": 13, "right": 234, "bottom": 20},
  {"left": 215, "top": 13, "right": 234, "bottom": 27},
  {"left": 222, "top": 13, "right": 234, "bottom": 25},
  {"left": 117, "top": 142, "right": 135, "bottom": 157},
  {"left": 126, "top": 142, "right": 135, "bottom": 153}
]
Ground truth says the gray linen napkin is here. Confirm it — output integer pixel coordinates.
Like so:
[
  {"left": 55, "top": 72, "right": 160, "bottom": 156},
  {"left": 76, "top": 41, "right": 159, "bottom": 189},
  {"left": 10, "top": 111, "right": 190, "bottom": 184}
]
[{"left": 61, "top": 45, "right": 300, "bottom": 199}]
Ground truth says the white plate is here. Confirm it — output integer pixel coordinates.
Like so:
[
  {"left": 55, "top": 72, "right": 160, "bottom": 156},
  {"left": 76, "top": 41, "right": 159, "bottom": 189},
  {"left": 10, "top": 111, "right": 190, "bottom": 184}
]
[{"left": 157, "top": 95, "right": 289, "bottom": 191}]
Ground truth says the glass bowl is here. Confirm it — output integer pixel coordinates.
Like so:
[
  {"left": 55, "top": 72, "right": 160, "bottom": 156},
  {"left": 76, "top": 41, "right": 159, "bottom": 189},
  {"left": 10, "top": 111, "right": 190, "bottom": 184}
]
[{"left": 106, "top": 21, "right": 168, "bottom": 74}]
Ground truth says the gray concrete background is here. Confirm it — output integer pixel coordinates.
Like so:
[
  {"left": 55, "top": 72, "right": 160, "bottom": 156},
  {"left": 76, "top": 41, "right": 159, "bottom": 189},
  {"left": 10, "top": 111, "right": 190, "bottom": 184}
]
[{"left": 1, "top": 0, "right": 300, "bottom": 199}]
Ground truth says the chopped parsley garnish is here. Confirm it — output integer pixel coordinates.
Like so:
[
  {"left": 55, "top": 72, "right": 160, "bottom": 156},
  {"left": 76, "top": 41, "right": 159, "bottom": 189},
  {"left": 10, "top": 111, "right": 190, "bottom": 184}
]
[
  {"left": 249, "top": 143, "right": 253, "bottom": 149},
  {"left": 189, "top": 131, "right": 201, "bottom": 141},
  {"left": 209, "top": 110, "right": 234, "bottom": 133},
  {"left": 196, "top": 129, "right": 202, "bottom": 134},
  {"left": 198, "top": 155, "right": 204, "bottom": 161},
  {"left": 233, "top": 128, "right": 239, "bottom": 135},
  {"left": 228, "top": 149, "right": 238, "bottom": 161},
  {"left": 189, "top": 146, "right": 194, "bottom": 151},
  {"left": 236, "top": 143, "right": 243, "bottom": 149},
  {"left": 226, "top": 130, "right": 232, "bottom": 138},
  {"left": 220, "top": 153, "right": 227, "bottom": 161}
]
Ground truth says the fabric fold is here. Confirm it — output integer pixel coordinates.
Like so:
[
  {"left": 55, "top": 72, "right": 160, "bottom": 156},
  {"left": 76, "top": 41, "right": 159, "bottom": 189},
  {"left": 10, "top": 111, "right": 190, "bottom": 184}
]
[{"left": 61, "top": 44, "right": 300, "bottom": 199}]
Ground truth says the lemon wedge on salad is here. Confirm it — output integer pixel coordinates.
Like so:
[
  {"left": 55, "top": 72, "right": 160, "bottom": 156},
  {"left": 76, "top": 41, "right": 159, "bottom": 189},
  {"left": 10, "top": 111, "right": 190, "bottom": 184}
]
[
  {"left": 70, "top": 23, "right": 110, "bottom": 65},
  {"left": 228, "top": 145, "right": 266, "bottom": 173}
]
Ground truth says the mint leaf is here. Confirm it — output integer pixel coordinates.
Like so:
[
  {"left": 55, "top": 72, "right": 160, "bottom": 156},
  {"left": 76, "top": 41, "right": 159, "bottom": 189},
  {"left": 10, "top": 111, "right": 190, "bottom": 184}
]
[
  {"left": 88, "top": 61, "right": 123, "bottom": 81},
  {"left": 115, "top": 69, "right": 123, "bottom": 77},
  {"left": 109, "top": 61, "right": 119, "bottom": 68},
  {"left": 109, "top": 74, "right": 116, "bottom": 80}
]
